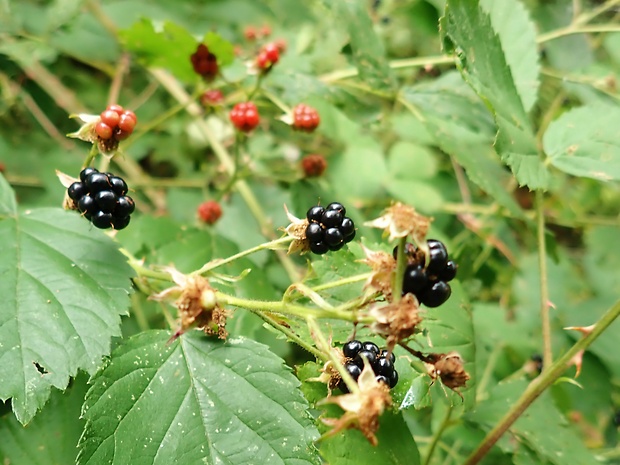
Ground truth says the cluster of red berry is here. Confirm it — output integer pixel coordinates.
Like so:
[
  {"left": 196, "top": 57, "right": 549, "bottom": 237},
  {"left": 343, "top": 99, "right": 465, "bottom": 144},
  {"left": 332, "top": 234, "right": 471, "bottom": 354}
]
[
  {"left": 190, "top": 43, "right": 218, "bottom": 80},
  {"left": 94, "top": 105, "right": 137, "bottom": 147},
  {"left": 256, "top": 43, "right": 280, "bottom": 72}
]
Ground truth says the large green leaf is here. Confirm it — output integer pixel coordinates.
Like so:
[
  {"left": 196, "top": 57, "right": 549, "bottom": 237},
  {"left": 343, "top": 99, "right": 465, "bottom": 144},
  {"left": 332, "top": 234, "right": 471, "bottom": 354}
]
[
  {"left": 479, "top": 0, "right": 540, "bottom": 113},
  {"left": 0, "top": 177, "right": 133, "bottom": 425},
  {"left": 543, "top": 104, "right": 620, "bottom": 181},
  {"left": 441, "top": 0, "right": 547, "bottom": 189},
  {"left": 0, "top": 374, "right": 88, "bottom": 465},
  {"left": 466, "top": 379, "right": 599, "bottom": 465},
  {"left": 320, "top": 411, "right": 421, "bottom": 465},
  {"left": 77, "top": 330, "right": 320, "bottom": 465},
  {"left": 401, "top": 76, "right": 525, "bottom": 219},
  {"left": 119, "top": 19, "right": 234, "bottom": 82},
  {"left": 329, "top": 0, "right": 396, "bottom": 91}
]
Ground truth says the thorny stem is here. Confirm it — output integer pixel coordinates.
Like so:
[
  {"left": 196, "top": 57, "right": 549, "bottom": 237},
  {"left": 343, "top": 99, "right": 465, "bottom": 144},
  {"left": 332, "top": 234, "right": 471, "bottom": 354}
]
[
  {"left": 307, "top": 317, "right": 361, "bottom": 395},
  {"left": 423, "top": 406, "right": 453, "bottom": 465},
  {"left": 536, "top": 190, "right": 553, "bottom": 369},
  {"left": 149, "top": 68, "right": 301, "bottom": 282},
  {"left": 245, "top": 308, "right": 326, "bottom": 361},
  {"left": 194, "top": 236, "right": 293, "bottom": 275},
  {"left": 392, "top": 236, "right": 408, "bottom": 303},
  {"left": 119, "top": 248, "right": 174, "bottom": 282},
  {"left": 537, "top": 23, "right": 620, "bottom": 42},
  {"left": 216, "top": 292, "right": 373, "bottom": 323},
  {"left": 310, "top": 273, "right": 372, "bottom": 292},
  {"left": 463, "top": 299, "right": 620, "bottom": 465}
]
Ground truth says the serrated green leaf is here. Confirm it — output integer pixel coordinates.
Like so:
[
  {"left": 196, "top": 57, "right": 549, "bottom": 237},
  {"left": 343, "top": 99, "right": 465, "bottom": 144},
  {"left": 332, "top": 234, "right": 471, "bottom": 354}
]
[
  {"left": 120, "top": 19, "right": 232, "bottom": 82},
  {"left": 441, "top": 0, "right": 547, "bottom": 189},
  {"left": 401, "top": 77, "right": 526, "bottom": 219},
  {"left": 479, "top": 0, "right": 540, "bottom": 113},
  {"left": 0, "top": 174, "right": 17, "bottom": 215},
  {"left": 543, "top": 104, "right": 620, "bottom": 181},
  {"left": 466, "top": 379, "right": 600, "bottom": 465},
  {"left": 0, "top": 196, "right": 133, "bottom": 424},
  {"left": 320, "top": 411, "right": 420, "bottom": 465},
  {"left": 329, "top": 0, "right": 395, "bottom": 92},
  {"left": 77, "top": 330, "right": 320, "bottom": 465},
  {"left": 0, "top": 374, "right": 88, "bottom": 464},
  {"left": 400, "top": 374, "right": 432, "bottom": 410},
  {"left": 420, "top": 281, "right": 476, "bottom": 410},
  {"left": 203, "top": 31, "right": 235, "bottom": 66}
]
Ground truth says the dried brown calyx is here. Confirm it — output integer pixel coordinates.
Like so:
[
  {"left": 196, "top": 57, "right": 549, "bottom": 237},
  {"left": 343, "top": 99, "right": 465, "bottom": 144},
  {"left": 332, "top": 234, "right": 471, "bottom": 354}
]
[
  {"left": 370, "top": 293, "right": 423, "bottom": 353},
  {"left": 320, "top": 362, "right": 392, "bottom": 446},
  {"left": 365, "top": 202, "right": 431, "bottom": 243},
  {"left": 425, "top": 351, "right": 470, "bottom": 396},
  {"left": 151, "top": 267, "right": 228, "bottom": 342}
]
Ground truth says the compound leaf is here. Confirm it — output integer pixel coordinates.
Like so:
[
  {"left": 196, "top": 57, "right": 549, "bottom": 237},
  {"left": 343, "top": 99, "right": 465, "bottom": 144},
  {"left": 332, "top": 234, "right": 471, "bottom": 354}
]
[
  {"left": 77, "top": 330, "right": 320, "bottom": 465},
  {"left": 467, "top": 379, "right": 600, "bottom": 465},
  {"left": 320, "top": 410, "right": 420, "bottom": 465},
  {"left": 0, "top": 179, "right": 133, "bottom": 425},
  {"left": 0, "top": 374, "right": 88, "bottom": 465},
  {"left": 543, "top": 103, "right": 620, "bottom": 181},
  {"left": 329, "top": 0, "right": 396, "bottom": 91},
  {"left": 441, "top": 0, "right": 547, "bottom": 188}
]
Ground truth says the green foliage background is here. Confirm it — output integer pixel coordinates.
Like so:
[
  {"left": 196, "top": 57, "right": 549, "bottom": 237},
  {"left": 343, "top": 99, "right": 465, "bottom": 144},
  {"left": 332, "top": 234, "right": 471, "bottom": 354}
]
[{"left": 1, "top": 0, "right": 620, "bottom": 464}]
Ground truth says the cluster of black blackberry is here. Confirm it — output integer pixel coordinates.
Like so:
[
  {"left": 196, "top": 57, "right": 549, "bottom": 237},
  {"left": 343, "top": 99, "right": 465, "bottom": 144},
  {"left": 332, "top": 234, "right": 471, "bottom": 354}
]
[
  {"left": 305, "top": 202, "right": 355, "bottom": 254},
  {"left": 394, "top": 240, "right": 457, "bottom": 308},
  {"left": 67, "top": 168, "right": 135, "bottom": 230},
  {"left": 338, "top": 340, "right": 398, "bottom": 392}
]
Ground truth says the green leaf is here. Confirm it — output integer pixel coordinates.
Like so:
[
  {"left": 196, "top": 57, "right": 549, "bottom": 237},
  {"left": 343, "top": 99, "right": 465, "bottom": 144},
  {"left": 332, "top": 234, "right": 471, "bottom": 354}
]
[
  {"left": 120, "top": 19, "right": 233, "bottom": 81},
  {"left": 320, "top": 411, "right": 420, "bottom": 465},
  {"left": 120, "top": 19, "right": 197, "bottom": 81},
  {"left": 400, "top": 374, "right": 433, "bottom": 410},
  {"left": 0, "top": 187, "right": 133, "bottom": 425},
  {"left": 543, "top": 104, "right": 620, "bottom": 181},
  {"left": 401, "top": 76, "right": 525, "bottom": 219},
  {"left": 441, "top": 0, "right": 547, "bottom": 189},
  {"left": 77, "top": 330, "right": 320, "bottom": 465},
  {"left": 0, "top": 374, "right": 88, "bottom": 464},
  {"left": 420, "top": 281, "right": 476, "bottom": 410},
  {"left": 466, "top": 379, "right": 600, "bottom": 465},
  {"left": 479, "top": 0, "right": 540, "bottom": 113},
  {"left": 329, "top": 0, "right": 395, "bottom": 92},
  {"left": 0, "top": 174, "right": 17, "bottom": 216}
]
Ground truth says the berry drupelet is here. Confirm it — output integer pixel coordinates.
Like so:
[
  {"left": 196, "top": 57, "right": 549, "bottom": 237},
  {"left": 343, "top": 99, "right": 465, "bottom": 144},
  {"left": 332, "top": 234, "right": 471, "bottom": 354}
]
[
  {"left": 338, "top": 340, "right": 399, "bottom": 392},
  {"left": 305, "top": 202, "right": 355, "bottom": 254},
  {"left": 395, "top": 239, "right": 458, "bottom": 308},
  {"left": 229, "top": 102, "right": 260, "bottom": 132},
  {"left": 68, "top": 167, "right": 135, "bottom": 230},
  {"left": 292, "top": 104, "right": 320, "bottom": 132}
]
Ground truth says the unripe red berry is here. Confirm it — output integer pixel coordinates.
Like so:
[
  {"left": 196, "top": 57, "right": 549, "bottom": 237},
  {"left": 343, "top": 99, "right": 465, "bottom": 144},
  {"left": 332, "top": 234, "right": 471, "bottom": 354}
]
[
  {"left": 256, "top": 43, "right": 280, "bottom": 71},
  {"left": 260, "top": 24, "right": 272, "bottom": 38},
  {"left": 95, "top": 122, "right": 113, "bottom": 140},
  {"left": 197, "top": 200, "right": 222, "bottom": 225},
  {"left": 201, "top": 89, "right": 224, "bottom": 106},
  {"left": 274, "top": 38, "right": 287, "bottom": 54},
  {"left": 229, "top": 102, "right": 260, "bottom": 132},
  {"left": 301, "top": 154, "right": 327, "bottom": 177},
  {"left": 244, "top": 26, "right": 257, "bottom": 41},
  {"left": 292, "top": 104, "right": 320, "bottom": 132}
]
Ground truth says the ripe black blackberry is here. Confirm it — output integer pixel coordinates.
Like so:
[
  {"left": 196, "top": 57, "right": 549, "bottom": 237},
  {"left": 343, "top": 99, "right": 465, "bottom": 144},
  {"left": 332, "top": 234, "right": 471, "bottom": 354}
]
[
  {"left": 338, "top": 340, "right": 399, "bottom": 392},
  {"left": 68, "top": 167, "right": 134, "bottom": 230},
  {"left": 305, "top": 202, "right": 355, "bottom": 254},
  {"left": 395, "top": 239, "right": 457, "bottom": 308}
]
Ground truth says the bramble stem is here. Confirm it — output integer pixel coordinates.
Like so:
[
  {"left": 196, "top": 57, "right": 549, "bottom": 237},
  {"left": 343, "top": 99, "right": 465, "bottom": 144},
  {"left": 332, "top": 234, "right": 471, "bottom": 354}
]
[
  {"left": 423, "top": 406, "right": 453, "bottom": 465},
  {"left": 194, "top": 236, "right": 293, "bottom": 275},
  {"left": 392, "top": 236, "right": 407, "bottom": 303},
  {"left": 307, "top": 317, "right": 361, "bottom": 394},
  {"left": 536, "top": 190, "right": 553, "bottom": 369},
  {"left": 246, "top": 309, "right": 326, "bottom": 361},
  {"left": 463, "top": 299, "right": 620, "bottom": 465},
  {"left": 216, "top": 292, "right": 373, "bottom": 323},
  {"left": 310, "top": 273, "right": 371, "bottom": 292}
]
